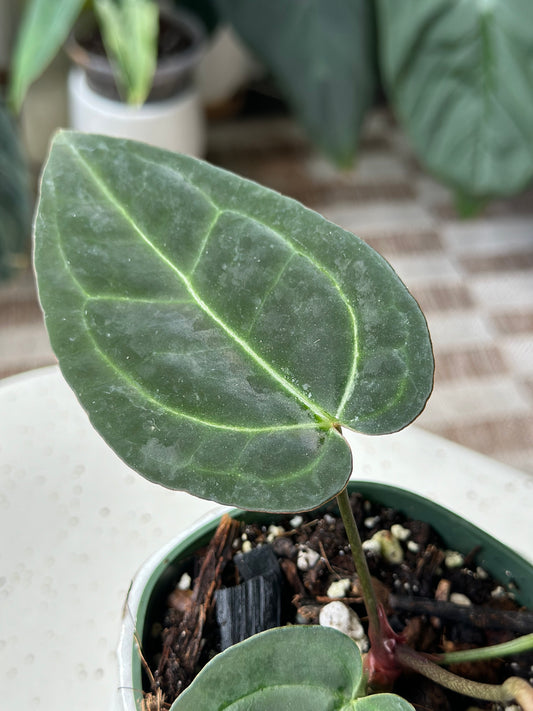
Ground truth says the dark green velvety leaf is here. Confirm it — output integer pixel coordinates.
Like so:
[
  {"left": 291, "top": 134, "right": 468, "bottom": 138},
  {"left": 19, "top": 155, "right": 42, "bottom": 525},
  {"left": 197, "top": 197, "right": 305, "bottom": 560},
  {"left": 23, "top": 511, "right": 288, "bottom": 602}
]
[
  {"left": 377, "top": 0, "right": 533, "bottom": 199},
  {"left": 217, "top": 0, "right": 377, "bottom": 167},
  {"left": 170, "top": 626, "right": 415, "bottom": 710},
  {"left": 34, "top": 132, "right": 433, "bottom": 512}
]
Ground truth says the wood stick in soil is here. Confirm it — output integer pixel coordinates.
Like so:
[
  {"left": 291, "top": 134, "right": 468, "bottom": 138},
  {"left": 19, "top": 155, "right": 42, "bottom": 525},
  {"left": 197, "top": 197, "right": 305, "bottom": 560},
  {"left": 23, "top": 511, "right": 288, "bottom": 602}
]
[
  {"left": 389, "top": 594, "right": 533, "bottom": 633},
  {"left": 155, "top": 514, "right": 240, "bottom": 698}
]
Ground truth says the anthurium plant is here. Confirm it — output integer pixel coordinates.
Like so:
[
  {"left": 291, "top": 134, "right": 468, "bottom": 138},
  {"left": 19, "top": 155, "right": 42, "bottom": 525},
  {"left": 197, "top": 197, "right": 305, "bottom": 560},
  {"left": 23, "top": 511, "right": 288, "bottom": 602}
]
[{"left": 34, "top": 132, "right": 533, "bottom": 709}]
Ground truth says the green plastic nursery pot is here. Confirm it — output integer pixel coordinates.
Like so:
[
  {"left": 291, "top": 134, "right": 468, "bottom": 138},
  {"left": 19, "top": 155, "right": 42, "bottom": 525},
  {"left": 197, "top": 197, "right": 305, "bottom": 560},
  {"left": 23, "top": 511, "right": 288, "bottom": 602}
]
[{"left": 115, "top": 481, "right": 533, "bottom": 711}]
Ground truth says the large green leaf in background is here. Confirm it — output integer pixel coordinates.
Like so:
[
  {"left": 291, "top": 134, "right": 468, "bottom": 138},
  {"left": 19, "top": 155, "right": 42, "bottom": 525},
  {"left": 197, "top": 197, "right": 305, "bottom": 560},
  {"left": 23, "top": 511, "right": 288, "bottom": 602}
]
[
  {"left": 9, "top": 0, "right": 85, "bottom": 111},
  {"left": 34, "top": 132, "right": 433, "bottom": 512},
  {"left": 0, "top": 101, "right": 31, "bottom": 279},
  {"left": 377, "top": 0, "right": 533, "bottom": 200},
  {"left": 170, "top": 626, "right": 415, "bottom": 710},
  {"left": 217, "top": 0, "right": 377, "bottom": 168}
]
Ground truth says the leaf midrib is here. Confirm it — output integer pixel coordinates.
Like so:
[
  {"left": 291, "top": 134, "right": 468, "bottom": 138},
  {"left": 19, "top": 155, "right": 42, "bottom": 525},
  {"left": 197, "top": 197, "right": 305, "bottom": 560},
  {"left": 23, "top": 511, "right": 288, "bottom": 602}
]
[
  {"left": 64, "top": 139, "right": 350, "bottom": 427},
  {"left": 134, "top": 151, "right": 360, "bottom": 418}
]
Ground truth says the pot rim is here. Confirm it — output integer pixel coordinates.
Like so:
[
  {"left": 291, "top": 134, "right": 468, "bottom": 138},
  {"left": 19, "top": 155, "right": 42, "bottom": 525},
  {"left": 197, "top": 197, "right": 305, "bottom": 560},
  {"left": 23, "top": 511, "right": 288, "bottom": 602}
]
[
  {"left": 116, "top": 502, "right": 230, "bottom": 710},
  {"left": 65, "top": 5, "right": 206, "bottom": 102}
]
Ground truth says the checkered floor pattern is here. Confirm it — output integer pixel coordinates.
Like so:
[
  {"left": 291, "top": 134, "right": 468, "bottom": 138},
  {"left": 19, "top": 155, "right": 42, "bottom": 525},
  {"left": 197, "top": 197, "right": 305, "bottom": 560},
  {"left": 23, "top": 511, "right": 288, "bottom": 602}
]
[{"left": 2, "top": 111, "right": 532, "bottom": 474}]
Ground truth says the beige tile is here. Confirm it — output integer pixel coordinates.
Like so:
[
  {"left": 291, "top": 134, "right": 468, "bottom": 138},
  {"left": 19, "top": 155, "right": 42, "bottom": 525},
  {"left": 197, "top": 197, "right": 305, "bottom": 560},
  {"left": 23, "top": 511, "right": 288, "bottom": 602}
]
[
  {"left": 414, "top": 174, "right": 454, "bottom": 211},
  {"left": 0, "top": 323, "right": 56, "bottom": 378},
  {"left": 491, "top": 310, "right": 533, "bottom": 335},
  {"left": 469, "top": 273, "right": 533, "bottom": 310},
  {"left": 386, "top": 253, "right": 460, "bottom": 284},
  {"left": 442, "top": 218, "right": 533, "bottom": 254},
  {"left": 433, "top": 414, "right": 533, "bottom": 461},
  {"left": 320, "top": 201, "right": 435, "bottom": 235},
  {"left": 425, "top": 311, "right": 493, "bottom": 349},
  {"left": 419, "top": 377, "right": 532, "bottom": 430},
  {"left": 410, "top": 281, "right": 474, "bottom": 313},
  {"left": 502, "top": 448, "right": 533, "bottom": 475},
  {"left": 361, "top": 229, "right": 442, "bottom": 257},
  {"left": 434, "top": 346, "right": 508, "bottom": 382},
  {"left": 500, "top": 336, "right": 533, "bottom": 375},
  {"left": 459, "top": 250, "right": 533, "bottom": 274}
]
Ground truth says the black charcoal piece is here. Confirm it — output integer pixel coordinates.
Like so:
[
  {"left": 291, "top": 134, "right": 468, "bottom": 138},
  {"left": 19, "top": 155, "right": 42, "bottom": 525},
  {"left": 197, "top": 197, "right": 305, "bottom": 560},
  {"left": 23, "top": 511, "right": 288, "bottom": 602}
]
[
  {"left": 216, "top": 574, "right": 281, "bottom": 650},
  {"left": 235, "top": 544, "right": 281, "bottom": 581},
  {"left": 216, "top": 546, "right": 282, "bottom": 650}
]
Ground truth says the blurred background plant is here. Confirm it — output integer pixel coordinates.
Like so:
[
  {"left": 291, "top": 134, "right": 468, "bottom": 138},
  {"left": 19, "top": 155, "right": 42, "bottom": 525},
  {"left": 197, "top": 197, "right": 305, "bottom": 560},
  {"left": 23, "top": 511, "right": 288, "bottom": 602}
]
[
  {"left": 9, "top": 0, "right": 159, "bottom": 109},
  {"left": 2, "top": 0, "right": 533, "bottom": 282},
  {"left": 0, "top": 98, "right": 31, "bottom": 280}
]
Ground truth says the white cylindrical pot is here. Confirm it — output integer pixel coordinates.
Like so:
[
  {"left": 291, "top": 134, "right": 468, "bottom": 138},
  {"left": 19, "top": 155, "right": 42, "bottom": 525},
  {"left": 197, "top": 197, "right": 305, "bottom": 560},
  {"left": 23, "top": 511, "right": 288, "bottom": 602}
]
[{"left": 68, "top": 67, "right": 206, "bottom": 156}]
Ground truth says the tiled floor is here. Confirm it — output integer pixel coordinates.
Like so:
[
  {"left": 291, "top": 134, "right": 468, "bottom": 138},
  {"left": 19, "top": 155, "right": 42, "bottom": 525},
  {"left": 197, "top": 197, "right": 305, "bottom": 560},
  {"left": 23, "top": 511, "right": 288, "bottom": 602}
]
[{"left": 2, "top": 110, "right": 532, "bottom": 474}]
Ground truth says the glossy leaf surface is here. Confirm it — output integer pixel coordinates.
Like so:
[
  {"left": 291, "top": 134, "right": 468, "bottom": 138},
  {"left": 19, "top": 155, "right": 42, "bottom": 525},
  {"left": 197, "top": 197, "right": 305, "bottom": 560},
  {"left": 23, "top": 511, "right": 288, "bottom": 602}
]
[
  {"left": 35, "top": 132, "right": 433, "bottom": 512},
  {"left": 217, "top": 0, "right": 377, "bottom": 167},
  {"left": 9, "top": 0, "right": 85, "bottom": 111},
  {"left": 170, "top": 626, "right": 414, "bottom": 710},
  {"left": 377, "top": 0, "right": 533, "bottom": 199}
]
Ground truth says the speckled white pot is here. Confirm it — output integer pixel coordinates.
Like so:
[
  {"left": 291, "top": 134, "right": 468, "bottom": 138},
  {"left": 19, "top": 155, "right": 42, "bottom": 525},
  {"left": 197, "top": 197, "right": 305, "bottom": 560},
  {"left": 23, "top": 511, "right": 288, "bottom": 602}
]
[{"left": 1, "top": 367, "right": 532, "bottom": 710}]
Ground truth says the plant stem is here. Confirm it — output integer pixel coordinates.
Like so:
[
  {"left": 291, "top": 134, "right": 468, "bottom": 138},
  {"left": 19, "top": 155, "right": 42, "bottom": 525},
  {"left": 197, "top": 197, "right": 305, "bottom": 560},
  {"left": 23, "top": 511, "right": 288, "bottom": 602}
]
[
  {"left": 396, "top": 645, "right": 514, "bottom": 703},
  {"left": 336, "top": 486, "right": 380, "bottom": 636},
  {"left": 438, "top": 633, "right": 533, "bottom": 666},
  {"left": 503, "top": 677, "right": 533, "bottom": 711}
]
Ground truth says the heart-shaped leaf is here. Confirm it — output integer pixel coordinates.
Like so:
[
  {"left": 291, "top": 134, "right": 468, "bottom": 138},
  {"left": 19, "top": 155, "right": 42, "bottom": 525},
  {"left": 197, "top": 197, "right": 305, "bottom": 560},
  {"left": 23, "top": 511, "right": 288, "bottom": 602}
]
[
  {"left": 169, "top": 626, "right": 414, "bottom": 710},
  {"left": 217, "top": 0, "right": 377, "bottom": 167},
  {"left": 34, "top": 132, "right": 433, "bottom": 512},
  {"left": 377, "top": 0, "right": 533, "bottom": 199}
]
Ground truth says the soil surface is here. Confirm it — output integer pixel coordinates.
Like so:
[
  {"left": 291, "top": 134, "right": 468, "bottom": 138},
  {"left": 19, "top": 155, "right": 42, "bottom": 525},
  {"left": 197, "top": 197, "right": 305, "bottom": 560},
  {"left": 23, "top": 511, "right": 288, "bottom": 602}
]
[
  {"left": 141, "top": 493, "right": 533, "bottom": 710},
  {"left": 79, "top": 15, "right": 192, "bottom": 60}
]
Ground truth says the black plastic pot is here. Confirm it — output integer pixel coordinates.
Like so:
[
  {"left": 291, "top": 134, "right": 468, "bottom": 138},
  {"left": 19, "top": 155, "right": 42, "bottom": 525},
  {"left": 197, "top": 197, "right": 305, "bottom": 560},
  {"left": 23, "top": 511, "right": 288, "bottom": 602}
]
[{"left": 65, "top": 6, "right": 205, "bottom": 103}]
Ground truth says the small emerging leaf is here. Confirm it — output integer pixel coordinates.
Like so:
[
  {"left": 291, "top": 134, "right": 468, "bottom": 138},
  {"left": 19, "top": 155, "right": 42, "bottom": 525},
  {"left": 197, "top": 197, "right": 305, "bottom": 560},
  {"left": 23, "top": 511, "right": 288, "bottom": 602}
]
[
  {"left": 169, "top": 626, "right": 415, "bottom": 710},
  {"left": 34, "top": 132, "right": 433, "bottom": 512}
]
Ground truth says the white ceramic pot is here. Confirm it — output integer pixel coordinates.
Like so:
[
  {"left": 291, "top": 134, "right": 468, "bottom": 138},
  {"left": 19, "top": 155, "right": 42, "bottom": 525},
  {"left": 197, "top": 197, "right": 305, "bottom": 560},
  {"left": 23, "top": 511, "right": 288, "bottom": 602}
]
[
  {"left": 2, "top": 367, "right": 532, "bottom": 710},
  {"left": 68, "top": 67, "right": 206, "bottom": 156}
]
